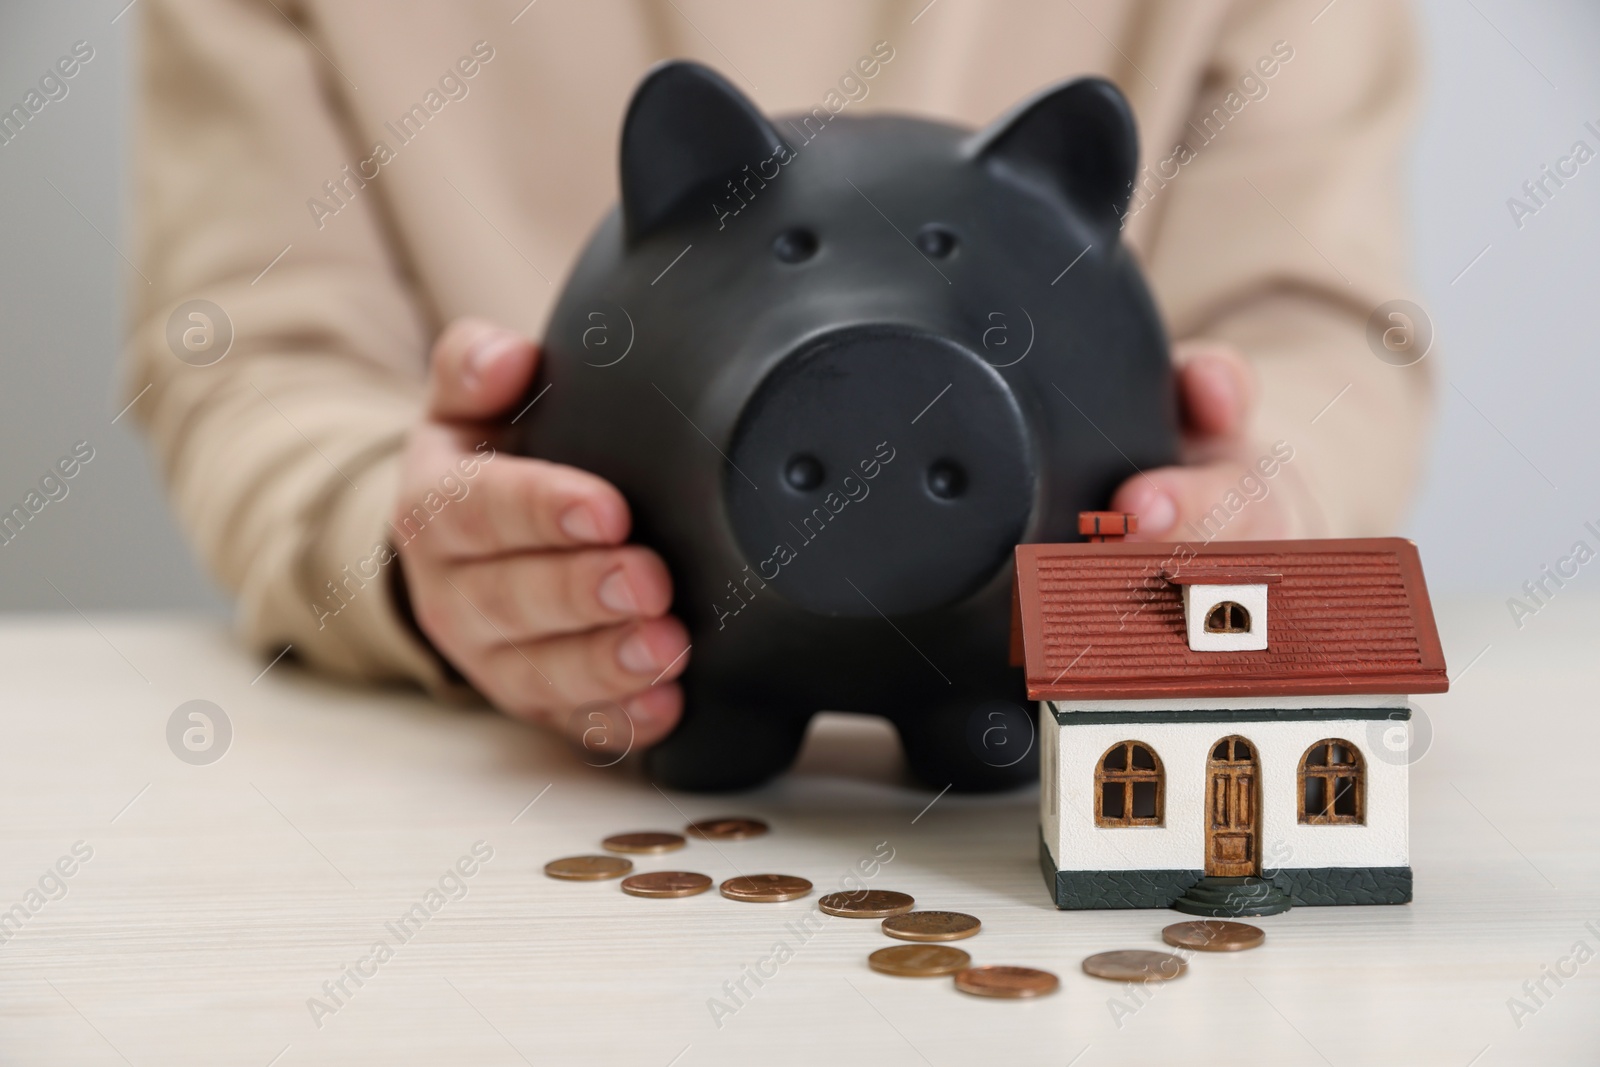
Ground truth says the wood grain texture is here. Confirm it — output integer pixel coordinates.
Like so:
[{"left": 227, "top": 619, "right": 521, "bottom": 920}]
[{"left": 0, "top": 601, "right": 1596, "bottom": 1066}]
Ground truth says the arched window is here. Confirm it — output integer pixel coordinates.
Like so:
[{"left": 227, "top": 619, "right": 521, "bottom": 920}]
[
  {"left": 1206, "top": 601, "right": 1251, "bottom": 633},
  {"left": 1096, "top": 742, "right": 1163, "bottom": 827},
  {"left": 1300, "top": 739, "right": 1365, "bottom": 824}
]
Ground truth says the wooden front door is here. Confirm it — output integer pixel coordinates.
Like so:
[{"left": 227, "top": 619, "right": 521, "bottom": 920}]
[{"left": 1205, "top": 736, "right": 1260, "bottom": 877}]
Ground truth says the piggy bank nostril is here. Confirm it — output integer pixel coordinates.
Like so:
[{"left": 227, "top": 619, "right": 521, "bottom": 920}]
[
  {"left": 914, "top": 225, "right": 958, "bottom": 259},
  {"left": 772, "top": 228, "right": 819, "bottom": 264},
  {"left": 784, "top": 454, "right": 825, "bottom": 491},
  {"left": 927, "top": 459, "right": 967, "bottom": 500}
]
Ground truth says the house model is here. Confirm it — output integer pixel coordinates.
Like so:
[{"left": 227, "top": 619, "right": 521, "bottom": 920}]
[{"left": 1014, "top": 515, "right": 1449, "bottom": 915}]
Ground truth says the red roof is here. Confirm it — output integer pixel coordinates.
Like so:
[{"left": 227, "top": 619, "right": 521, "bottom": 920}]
[{"left": 1013, "top": 538, "right": 1448, "bottom": 700}]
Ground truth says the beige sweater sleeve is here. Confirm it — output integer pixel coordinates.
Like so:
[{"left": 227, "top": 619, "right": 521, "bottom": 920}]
[
  {"left": 127, "top": 0, "right": 450, "bottom": 688},
  {"left": 1134, "top": 0, "right": 1431, "bottom": 536}
]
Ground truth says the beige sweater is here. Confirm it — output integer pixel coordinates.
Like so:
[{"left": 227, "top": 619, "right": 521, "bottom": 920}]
[{"left": 127, "top": 0, "right": 1429, "bottom": 691}]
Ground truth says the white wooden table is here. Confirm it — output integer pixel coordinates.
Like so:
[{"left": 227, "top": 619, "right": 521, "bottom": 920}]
[{"left": 1, "top": 596, "right": 1596, "bottom": 1066}]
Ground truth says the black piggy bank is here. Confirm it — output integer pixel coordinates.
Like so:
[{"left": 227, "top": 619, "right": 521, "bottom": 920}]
[{"left": 515, "top": 61, "right": 1176, "bottom": 792}]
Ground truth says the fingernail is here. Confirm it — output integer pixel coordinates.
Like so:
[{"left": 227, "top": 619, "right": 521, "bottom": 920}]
[
  {"left": 464, "top": 332, "right": 520, "bottom": 391},
  {"left": 624, "top": 690, "right": 669, "bottom": 724},
  {"left": 1196, "top": 360, "right": 1239, "bottom": 423},
  {"left": 598, "top": 569, "right": 639, "bottom": 614},
  {"left": 1129, "top": 485, "right": 1177, "bottom": 535},
  {"left": 559, "top": 505, "right": 604, "bottom": 543},
  {"left": 618, "top": 631, "right": 659, "bottom": 675}
]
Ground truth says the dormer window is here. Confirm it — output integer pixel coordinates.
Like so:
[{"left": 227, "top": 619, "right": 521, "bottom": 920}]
[
  {"left": 1205, "top": 601, "right": 1251, "bottom": 634},
  {"left": 1164, "top": 571, "right": 1279, "bottom": 652}
]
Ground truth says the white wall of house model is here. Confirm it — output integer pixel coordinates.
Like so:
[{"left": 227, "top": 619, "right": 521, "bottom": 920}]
[{"left": 1040, "top": 698, "right": 1412, "bottom": 873}]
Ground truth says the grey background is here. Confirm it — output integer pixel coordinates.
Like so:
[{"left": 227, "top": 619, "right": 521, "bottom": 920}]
[
  {"left": 0, "top": 0, "right": 223, "bottom": 613},
  {"left": 0, "top": 0, "right": 1595, "bottom": 618}
]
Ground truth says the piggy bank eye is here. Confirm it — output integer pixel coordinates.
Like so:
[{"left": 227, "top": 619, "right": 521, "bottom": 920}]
[
  {"left": 772, "top": 227, "right": 819, "bottom": 264},
  {"left": 914, "top": 225, "right": 958, "bottom": 258}
]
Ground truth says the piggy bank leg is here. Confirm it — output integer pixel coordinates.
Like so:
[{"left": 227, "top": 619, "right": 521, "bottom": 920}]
[
  {"left": 645, "top": 686, "right": 814, "bottom": 792},
  {"left": 893, "top": 699, "right": 1039, "bottom": 793}
]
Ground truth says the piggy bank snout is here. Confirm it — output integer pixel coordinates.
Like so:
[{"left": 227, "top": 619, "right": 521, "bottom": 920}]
[{"left": 724, "top": 328, "right": 1035, "bottom": 618}]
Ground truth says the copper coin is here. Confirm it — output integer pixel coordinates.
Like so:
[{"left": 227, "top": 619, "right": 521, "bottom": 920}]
[
  {"left": 868, "top": 945, "right": 972, "bottom": 977},
  {"left": 881, "top": 911, "right": 981, "bottom": 942},
  {"left": 819, "top": 890, "right": 916, "bottom": 918},
  {"left": 544, "top": 855, "right": 633, "bottom": 881},
  {"left": 621, "top": 871, "right": 713, "bottom": 898},
  {"left": 685, "top": 817, "right": 769, "bottom": 841},
  {"left": 719, "top": 874, "right": 812, "bottom": 902},
  {"left": 1162, "top": 919, "right": 1265, "bottom": 952},
  {"left": 602, "top": 831, "right": 687, "bottom": 855},
  {"left": 1082, "top": 950, "right": 1188, "bottom": 982},
  {"left": 954, "top": 965, "right": 1061, "bottom": 999}
]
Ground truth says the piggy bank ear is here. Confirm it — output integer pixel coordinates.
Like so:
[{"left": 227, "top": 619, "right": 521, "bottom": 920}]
[
  {"left": 620, "top": 61, "right": 785, "bottom": 243},
  {"left": 967, "top": 77, "right": 1139, "bottom": 243}
]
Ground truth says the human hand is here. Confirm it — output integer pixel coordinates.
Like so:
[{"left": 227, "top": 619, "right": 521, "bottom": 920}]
[
  {"left": 1110, "top": 340, "right": 1304, "bottom": 542},
  {"left": 394, "top": 318, "right": 689, "bottom": 748}
]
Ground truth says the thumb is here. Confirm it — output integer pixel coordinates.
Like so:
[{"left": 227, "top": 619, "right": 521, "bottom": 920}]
[
  {"left": 426, "top": 317, "right": 539, "bottom": 421},
  {"left": 1172, "top": 340, "right": 1255, "bottom": 441},
  {"left": 1111, "top": 460, "right": 1296, "bottom": 542}
]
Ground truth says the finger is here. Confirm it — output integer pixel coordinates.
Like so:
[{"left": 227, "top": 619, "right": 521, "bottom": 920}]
[
  {"left": 435, "top": 545, "right": 673, "bottom": 646},
  {"left": 1173, "top": 341, "right": 1255, "bottom": 440},
  {"left": 397, "top": 431, "right": 631, "bottom": 557},
  {"left": 426, "top": 317, "right": 540, "bottom": 422},
  {"left": 615, "top": 683, "right": 685, "bottom": 749},
  {"left": 539, "top": 682, "right": 685, "bottom": 753},
  {"left": 475, "top": 615, "right": 692, "bottom": 715},
  {"left": 1110, "top": 461, "right": 1295, "bottom": 542}
]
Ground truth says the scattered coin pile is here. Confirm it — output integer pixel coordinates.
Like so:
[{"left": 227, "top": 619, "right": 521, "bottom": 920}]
[
  {"left": 867, "top": 945, "right": 969, "bottom": 977},
  {"left": 602, "top": 831, "right": 686, "bottom": 854},
  {"left": 685, "top": 817, "right": 768, "bottom": 841},
  {"left": 542, "top": 854, "right": 633, "bottom": 881},
  {"left": 881, "top": 910, "right": 980, "bottom": 943},
  {"left": 542, "top": 816, "right": 1059, "bottom": 998},
  {"left": 545, "top": 820, "right": 1268, "bottom": 998},
  {"left": 818, "top": 890, "right": 913, "bottom": 918},
  {"left": 721, "top": 873, "right": 813, "bottom": 902},
  {"left": 621, "top": 871, "right": 711, "bottom": 898},
  {"left": 1161, "top": 918, "right": 1265, "bottom": 952},
  {"left": 1081, "top": 948, "right": 1187, "bottom": 983},
  {"left": 954, "top": 965, "right": 1060, "bottom": 999},
  {"left": 1078, "top": 919, "right": 1268, "bottom": 986}
]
